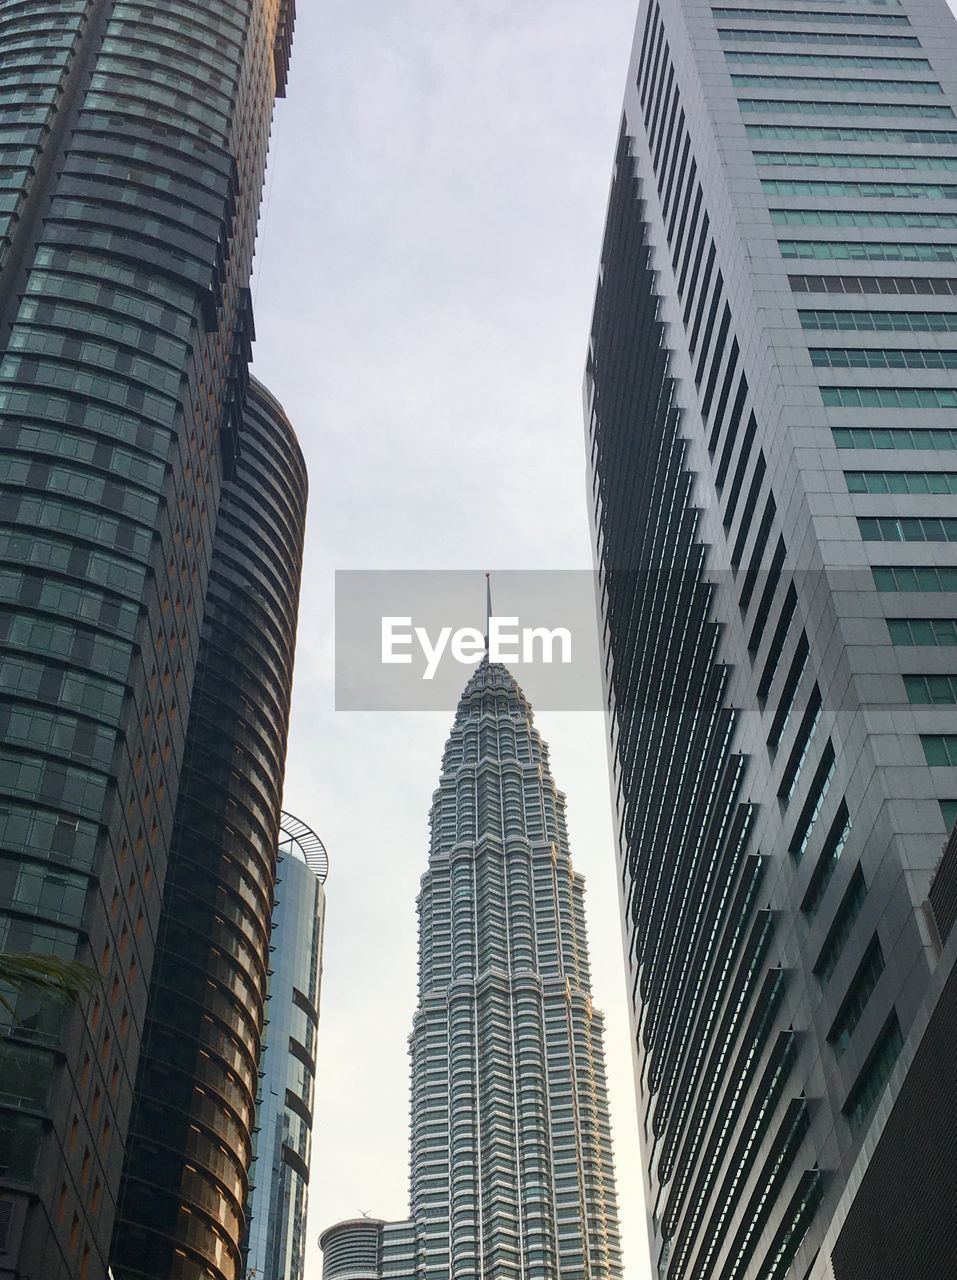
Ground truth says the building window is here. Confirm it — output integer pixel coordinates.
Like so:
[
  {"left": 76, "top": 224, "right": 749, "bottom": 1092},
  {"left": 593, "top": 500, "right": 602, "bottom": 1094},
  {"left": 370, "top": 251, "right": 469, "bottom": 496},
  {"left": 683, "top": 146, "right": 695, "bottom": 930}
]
[
  {"left": 844, "top": 1015, "right": 903, "bottom": 1131},
  {"left": 859, "top": 516, "right": 957, "bottom": 542},
  {"left": 802, "top": 800, "right": 852, "bottom": 917},
  {"left": 805, "top": 309, "right": 957, "bottom": 332},
  {"left": 836, "top": 426, "right": 957, "bottom": 449},
  {"left": 816, "top": 866, "right": 866, "bottom": 985},
  {"left": 874, "top": 565, "right": 957, "bottom": 591},
  {"left": 888, "top": 618, "right": 957, "bottom": 646},
  {"left": 848, "top": 470, "right": 957, "bottom": 493},
  {"left": 921, "top": 735, "right": 957, "bottom": 766},
  {"left": 828, "top": 936, "right": 885, "bottom": 1056}
]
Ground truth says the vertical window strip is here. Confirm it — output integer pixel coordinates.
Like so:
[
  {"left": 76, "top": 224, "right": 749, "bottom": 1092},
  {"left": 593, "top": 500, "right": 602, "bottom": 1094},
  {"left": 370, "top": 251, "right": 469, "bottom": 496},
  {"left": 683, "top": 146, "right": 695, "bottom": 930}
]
[
  {"left": 828, "top": 935, "right": 885, "bottom": 1057},
  {"left": 739, "top": 493, "right": 776, "bottom": 611},
  {"left": 789, "top": 740, "right": 836, "bottom": 860},
  {"left": 816, "top": 865, "right": 866, "bottom": 985},
  {"left": 780, "top": 684, "right": 823, "bottom": 802},
  {"left": 769, "top": 632, "right": 810, "bottom": 751},
  {"left": 758, "top": 584, "right": 798, "bottom": 702},
  {"left": 844, "top": 1014, "right": 903, "bottom": 1131},
  {"left": 802, "top": 799, "right": 851, "bottom": 914}
]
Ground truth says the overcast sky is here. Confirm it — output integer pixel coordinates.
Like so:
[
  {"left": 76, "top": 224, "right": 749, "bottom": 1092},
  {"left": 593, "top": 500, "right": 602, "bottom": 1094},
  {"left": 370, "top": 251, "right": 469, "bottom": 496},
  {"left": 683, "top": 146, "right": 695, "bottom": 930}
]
[{"left": 249, "top": 2, "right": 649, "bottom": 1276}]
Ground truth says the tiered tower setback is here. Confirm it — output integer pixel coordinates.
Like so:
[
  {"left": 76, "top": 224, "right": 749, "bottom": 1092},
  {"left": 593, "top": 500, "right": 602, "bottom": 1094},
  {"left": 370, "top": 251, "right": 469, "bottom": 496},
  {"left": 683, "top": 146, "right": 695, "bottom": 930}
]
[{"left": 321, "top": 662, "right": 623, "bottom": 1280}]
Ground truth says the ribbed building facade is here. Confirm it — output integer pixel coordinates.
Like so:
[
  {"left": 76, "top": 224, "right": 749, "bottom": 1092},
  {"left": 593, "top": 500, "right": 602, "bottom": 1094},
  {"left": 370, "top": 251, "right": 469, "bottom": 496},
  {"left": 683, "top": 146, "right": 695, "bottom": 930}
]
[
  {"left": 244, "top": 812, "right": 327, "bottom": 1280},
  {"left": 586, "top": 1, "right": 957, "bottom": 1277},
  {"left": 0, "top": 5, "right": 299, "bottom": 1279},
  {"left": 111, "top": 380, "right": 307, "bottom": 1280},
  {"left": 322, "top": 662, "right": 623, "bottom": 1280}
]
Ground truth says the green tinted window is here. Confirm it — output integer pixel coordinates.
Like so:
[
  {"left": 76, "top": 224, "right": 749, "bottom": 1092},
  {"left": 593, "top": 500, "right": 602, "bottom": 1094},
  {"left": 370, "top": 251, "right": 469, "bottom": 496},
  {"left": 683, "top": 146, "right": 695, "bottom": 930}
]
[
  {"left": 905, "top": 675, "right": 957, "bottom": 704},
  {"left": 784, "top": 242, "right": 957, "bottom": 262},
  {"left": 764, "top": 179, "right": 955, "bottom": 196},
  {"left": 756, "top": 151, "right": 957, "bottom": 171},
  {"left": 922, "top": 734, "right": 957, "bottom": 765},
  {"left": 859, "top": 516, "right": 957, "bottom": 542},
  {"left": 873, "top": 565, "right": 957, "bottom": 591},
  {"left": 825, "top": 387, "right": 957, "bottom": 408},
  {"left": 806, "top": 311, "right": 957, "bottom": 332},
  {"left": 888, "top": 619, "right": 957, "bottom": 645}
]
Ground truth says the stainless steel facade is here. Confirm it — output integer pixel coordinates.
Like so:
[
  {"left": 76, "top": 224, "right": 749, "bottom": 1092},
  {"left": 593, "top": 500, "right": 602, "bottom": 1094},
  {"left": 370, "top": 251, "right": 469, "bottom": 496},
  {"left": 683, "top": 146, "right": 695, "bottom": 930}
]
[
  {"left": 245, "top": 813, "right": 327, "bottom": 1280},
  {"left": 322, "top": 662, "right": 623, "bottom": 1280},
  {"left": 586, "top": 1, "right": 957, "bottom": 1277}
]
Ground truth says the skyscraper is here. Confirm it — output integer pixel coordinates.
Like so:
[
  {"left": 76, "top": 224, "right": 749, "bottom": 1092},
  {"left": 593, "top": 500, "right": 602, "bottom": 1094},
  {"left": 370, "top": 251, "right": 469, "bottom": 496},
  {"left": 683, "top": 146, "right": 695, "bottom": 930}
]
[
  {"left": 111, "top": 379, "right": 308, "bottom": 1280},
  {"left": 321, "top": 661, "right": 623, "bottom": 1280},
  {"left": 244, "top": 811, "right": 328, "bottom": 1280},
  {"left": 586, "top": 1, "right": 957, "bottom": 1277},
  {"left": 0, "top": 4, "right": 299, "bottom": 1277}
]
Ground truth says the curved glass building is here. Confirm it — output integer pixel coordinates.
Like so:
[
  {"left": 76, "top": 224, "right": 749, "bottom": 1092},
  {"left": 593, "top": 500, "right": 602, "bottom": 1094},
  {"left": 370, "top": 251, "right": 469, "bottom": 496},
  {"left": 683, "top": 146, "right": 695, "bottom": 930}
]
[
  {"left": 244, "top": 812, "right": 328, "bottom": 1280},
  {"left": 0, "top": 4, "right": 299, "bottom": 1279},
  {"left": 322, "top": 661, "right": 623, "bottom": 1280},
  {"left": 111, "top": 380, "right": 307, "bottom": 1280}
]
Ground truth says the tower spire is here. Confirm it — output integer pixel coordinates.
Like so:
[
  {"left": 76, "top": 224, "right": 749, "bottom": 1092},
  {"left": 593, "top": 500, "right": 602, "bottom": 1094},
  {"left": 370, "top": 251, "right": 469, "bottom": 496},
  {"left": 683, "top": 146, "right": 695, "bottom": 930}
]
[{"left": 484, "top": 571, "right": 492, "bottom": 657}]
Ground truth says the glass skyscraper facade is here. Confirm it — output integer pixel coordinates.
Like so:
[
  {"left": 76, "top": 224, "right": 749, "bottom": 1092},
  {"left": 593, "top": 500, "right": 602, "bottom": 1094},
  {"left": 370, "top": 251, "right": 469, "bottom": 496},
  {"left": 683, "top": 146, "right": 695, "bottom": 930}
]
[
  {"left": 111, "top": 380, "right": 308, "bottom": 1280},
  {"left": 244, "top": 812, "right": 327, "bottom": 1280},
  {"left": 322, "top": 661, "right": 623, "bottom": 1280},
  {"left": 586, "top": 0, "right": 957, "bottom": 1276},
  {"left": 0, "top": 4, "right": 302, "bottom": 1279}
]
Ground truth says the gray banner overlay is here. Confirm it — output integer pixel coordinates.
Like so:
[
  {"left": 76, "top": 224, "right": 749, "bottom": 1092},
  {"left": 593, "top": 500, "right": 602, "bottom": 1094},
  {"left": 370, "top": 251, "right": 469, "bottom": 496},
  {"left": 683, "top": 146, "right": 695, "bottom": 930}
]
[{"left": 335, "top": 570, "right": 605, "bottom": 710}]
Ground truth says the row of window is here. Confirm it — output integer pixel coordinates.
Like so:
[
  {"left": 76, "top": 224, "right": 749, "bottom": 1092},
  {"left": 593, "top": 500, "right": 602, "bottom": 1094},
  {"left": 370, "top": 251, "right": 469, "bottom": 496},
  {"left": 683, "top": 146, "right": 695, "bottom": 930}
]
[
  {"left": 888, "top": 618, "right": 957, "bottom": 646},
  {"left": 757, "top": 150, "right": 957, "bottom": 172},
  {"left": 751, "top": 123, "right": 956, "bottom": 144},
  {"left": 783, "top": 241, "right": 957, "bottom": 263},
  {"left": 834, "top": 426, "right": 957, "bottom": 449},
  {"left": 860, "top": 516, "right": 957, "bottom": 542},
  {"left": 824, "top": 386, "right": 957, "bottom": 409},
  {"left": 815, "top": 349, "right": 957, "bottom": 370},
  {"left": 715, "top": 6, "right": 910, "bottom": 23},
  {"left": 766, "top": 178, "right": 956, "bottom": 197},
  {"left": 739, "top": 98, "right": 952, "bottom": 118},
  {"left": 732, "top": 74, "right": 942, "bottom": 93},
  {"left": 922, "top": 735, "right": 957, "bottom": 766},
  {"left": 847, "top": 470, "right": 957, "bottom": 494},
  {"left": 718, "top": 27, "right": 919, "bottom": 46},
  {"left": 774, "top": 208, "right": 957, "bottom": 228},
  {"left": 873, "top": 565, "right": 957, "bottom": 591},
  {"left": 726, "top": 50, "right": 930, "bottom": 69},
  {"left": 804, "top": 310, "right": 957, "bottom": 333},
  {"left": 906, "top": 675, "right": 957, "bottom": 705}
]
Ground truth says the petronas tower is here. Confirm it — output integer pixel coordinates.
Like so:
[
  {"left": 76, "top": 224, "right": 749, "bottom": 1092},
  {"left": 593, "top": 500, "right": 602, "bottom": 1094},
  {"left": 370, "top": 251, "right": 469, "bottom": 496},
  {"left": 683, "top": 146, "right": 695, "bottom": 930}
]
[{"left": 321, "top": 661, "right": 623, "bottom": 1280}]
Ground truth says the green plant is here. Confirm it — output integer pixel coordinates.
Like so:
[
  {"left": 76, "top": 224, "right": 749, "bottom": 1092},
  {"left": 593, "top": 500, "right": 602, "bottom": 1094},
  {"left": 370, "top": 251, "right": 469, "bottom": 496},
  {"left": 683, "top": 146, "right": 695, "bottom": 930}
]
[{"left": 0, "top": 951, "right": 99, "bottom": 1022}]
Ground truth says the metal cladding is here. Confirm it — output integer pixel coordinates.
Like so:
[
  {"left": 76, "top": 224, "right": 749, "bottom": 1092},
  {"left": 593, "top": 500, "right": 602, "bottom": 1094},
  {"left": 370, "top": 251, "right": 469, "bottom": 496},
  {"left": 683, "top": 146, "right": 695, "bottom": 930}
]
[
  {"left": 323, "top": 661, "right": 623, "bottom": 1280},
  {"left": 586, "top": 0, "right": 957, "bottom": 1277}
]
